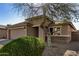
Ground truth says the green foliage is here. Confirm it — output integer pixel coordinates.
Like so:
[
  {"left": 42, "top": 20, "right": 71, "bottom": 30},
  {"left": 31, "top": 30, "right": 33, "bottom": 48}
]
[{"left": 0, "top": 36, "right": 45, "bottom": 56}]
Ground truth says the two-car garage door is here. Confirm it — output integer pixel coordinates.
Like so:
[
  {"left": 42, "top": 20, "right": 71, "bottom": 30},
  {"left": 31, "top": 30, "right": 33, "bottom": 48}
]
[{"left": 10, "top": 28, "right": 26, "bottom": 39}]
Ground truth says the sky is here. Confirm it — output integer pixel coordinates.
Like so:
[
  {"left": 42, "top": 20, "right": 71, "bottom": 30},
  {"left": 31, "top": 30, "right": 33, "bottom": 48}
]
[
  {"left": 0, "top": 3, "right": 25, "bottom": 25},
  {"left": 0, "top": 3, "right": 79, "bottom": 30}
]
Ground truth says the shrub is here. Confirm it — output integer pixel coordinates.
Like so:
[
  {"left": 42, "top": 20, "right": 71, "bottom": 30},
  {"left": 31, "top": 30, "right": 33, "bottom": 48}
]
[{"left": 0, "top": 36, "right": 45, "bottom": 56}]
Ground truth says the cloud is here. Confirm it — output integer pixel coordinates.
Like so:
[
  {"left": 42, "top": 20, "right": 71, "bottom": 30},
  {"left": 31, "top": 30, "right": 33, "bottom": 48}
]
[{"left": 73, "top": 22, "right": 79, "bottom": 30}]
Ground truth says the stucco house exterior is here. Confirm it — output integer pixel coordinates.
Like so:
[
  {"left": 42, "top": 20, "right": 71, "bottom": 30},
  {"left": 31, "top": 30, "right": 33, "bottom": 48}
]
[
  {"left": 49, "top": 21, "right": 76, "bottom": 35},
  {"left": 6, "top": 16, "right": 54, "bottom": 41},
  {"left": 49, "top": 21, "right": 76, "bottom": 43},
  {"left": 0, "top": 16, "right": 76, "bottom": 43}
]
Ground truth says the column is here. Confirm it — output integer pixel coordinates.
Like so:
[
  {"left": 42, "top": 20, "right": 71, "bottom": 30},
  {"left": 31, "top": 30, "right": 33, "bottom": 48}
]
[
  {"left": 7, "top": 29, "right": 10, "bottom": 39},
  {"left": 47, "top": 35, "right": 51, "bottom": 47}
]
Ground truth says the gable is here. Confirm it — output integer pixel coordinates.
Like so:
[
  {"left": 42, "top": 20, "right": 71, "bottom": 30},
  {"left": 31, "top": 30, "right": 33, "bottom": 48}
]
[
  {"left": 29, "top": 18, "right": 44, "bottom": 27},
  {"left": 27, "top": 16, "right": 54, "bottom": 27}
]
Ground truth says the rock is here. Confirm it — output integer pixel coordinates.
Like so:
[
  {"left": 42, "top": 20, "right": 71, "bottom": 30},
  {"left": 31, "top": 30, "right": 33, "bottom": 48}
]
[{"left": 64, "top": 50, "right": 77, "bottom": 56}]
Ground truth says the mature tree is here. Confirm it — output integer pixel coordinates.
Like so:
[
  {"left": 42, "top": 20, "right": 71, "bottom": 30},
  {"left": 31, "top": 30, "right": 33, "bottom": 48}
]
[
  {"left": 13, "top": 3, "right": 79, "bottom": 46},
  {"left": 13, "top": 3, "right": 79, "bottom": 34},
  {"left": 13, "top": 3, "right": 79, "bottom": 21}
]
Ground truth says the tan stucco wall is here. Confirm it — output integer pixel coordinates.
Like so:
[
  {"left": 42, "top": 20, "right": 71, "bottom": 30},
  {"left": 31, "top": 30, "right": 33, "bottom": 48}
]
[
  {"left": 49, "top": 24, "right": 75, "bottom": 35},
  {"left": 7, "top": 18, "right": 48, "bottom": 40},
  {"left": 62, "top": 24, "right": 75, "bottom": 35},
  {"left": 30, "top": 18, "right": 44, "bottom": 26},
  {"left": 49, "top": 24, "right": 73, "bottom": 43},
  {"left": 27, "top": 25, "right": 45, "bottom": 40},
  {"left": 26, "top": 24, "right": 45, "bottom": 41},
  {"left": 28, "top": 18, "right": 51, "bottom": 40},
  {"left": 61, "top": 25, "right": 69, "bottom": 35},
  {"left": 27, "top": 25, "right": 37, "bottom": 36},
  {"left": 39, "top": 27, "right": 45, "bottom": 40}
]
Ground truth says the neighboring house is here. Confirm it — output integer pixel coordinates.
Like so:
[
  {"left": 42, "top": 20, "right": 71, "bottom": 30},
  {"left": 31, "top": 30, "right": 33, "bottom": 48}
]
[
  {"left": 0, "top": 25, "right": 7, "bottom": 39},
  {"left": 0, "top": 16, "right": 77, "bottom": 43}
]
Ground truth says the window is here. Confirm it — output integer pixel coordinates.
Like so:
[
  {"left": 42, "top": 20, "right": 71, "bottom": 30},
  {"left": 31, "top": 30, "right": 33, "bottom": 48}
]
[
  {"left": 53, "top": 27, "right": 61, "bottom": 35},
  {"left": 50, "top": 28, "right": 53, "bottom": 35},
  {"left": 57, "top": 27, "right": 61, "bottom": 31},
  {"left": 49, "top": 27, "right": 61, "bottom": 35}
]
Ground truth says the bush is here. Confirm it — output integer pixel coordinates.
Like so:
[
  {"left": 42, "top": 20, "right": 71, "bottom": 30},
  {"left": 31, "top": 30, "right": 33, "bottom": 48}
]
[{"left": 0, "top": 36, "right": 45, "bottom": 56}]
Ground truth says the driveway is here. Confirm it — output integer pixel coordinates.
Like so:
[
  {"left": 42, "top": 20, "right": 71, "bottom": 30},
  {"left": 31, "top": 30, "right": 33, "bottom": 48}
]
[
  {"left": 0, "top": 39, "right": 12, "bottom": 45},
  {"left": 0, "top": 39, "right": 12, "bottom": 49}
]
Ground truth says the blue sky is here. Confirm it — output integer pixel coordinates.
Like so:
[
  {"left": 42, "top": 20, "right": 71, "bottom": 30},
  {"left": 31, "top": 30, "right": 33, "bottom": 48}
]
[
  {"left": 0, "top": 3, "right": 79, "bottom": 30},
  {"left": 0, "top": 3, "right": 25, "bottom": 25}
]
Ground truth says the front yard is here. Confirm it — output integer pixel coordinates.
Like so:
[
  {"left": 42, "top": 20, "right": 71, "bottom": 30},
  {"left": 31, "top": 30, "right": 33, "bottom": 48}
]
[
  {"left": 0, "top": 38, "right": 79, "bottom": 56},
  {"left": 43, "top": 41, "right": 79, "bottom": 56}
]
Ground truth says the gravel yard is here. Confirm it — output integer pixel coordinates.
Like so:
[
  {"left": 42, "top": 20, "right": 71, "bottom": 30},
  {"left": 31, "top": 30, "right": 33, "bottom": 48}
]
[{"left": 42, "top": 41, "right": 79, "bottom": 56}]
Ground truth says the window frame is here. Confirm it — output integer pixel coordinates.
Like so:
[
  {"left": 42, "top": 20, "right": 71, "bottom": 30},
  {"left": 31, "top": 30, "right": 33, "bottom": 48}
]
[{"left": 49, "top": 26, "right": 62, "bottom": 35}]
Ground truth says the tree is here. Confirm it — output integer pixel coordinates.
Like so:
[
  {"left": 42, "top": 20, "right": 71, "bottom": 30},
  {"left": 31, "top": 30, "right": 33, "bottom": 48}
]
[
  {"left": 13, "top": 3, "right": 79, "bottom": 21},
  {"left": 13, "top": 3, "right": 79, "bottom": 46}
]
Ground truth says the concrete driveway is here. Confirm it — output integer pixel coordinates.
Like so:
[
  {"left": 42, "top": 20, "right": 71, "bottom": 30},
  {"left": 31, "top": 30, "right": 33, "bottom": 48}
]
[
  {"left": 0, "top": 39, "right": 13, "bottom": 49},
  {"left": 0, "top": 39, "right": 12, "bottom": 45}
]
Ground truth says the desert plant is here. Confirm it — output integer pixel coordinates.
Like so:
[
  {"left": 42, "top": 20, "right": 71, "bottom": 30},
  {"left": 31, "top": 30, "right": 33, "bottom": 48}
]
[{"left": 0, "top": 36, "right": 45, "bottom": 56}]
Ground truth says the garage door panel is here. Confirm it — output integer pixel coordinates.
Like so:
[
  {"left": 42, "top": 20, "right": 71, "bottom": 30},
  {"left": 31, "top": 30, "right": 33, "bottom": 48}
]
[
  {"left": 71, "top": 32, "right": 79, "bottom": 41},
  {"left": 10, "top": 29, "right": 26, "bottom": 39}
]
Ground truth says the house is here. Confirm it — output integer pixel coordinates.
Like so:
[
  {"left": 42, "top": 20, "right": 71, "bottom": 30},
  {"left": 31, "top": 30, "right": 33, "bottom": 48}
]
[
  {"left": 0, "top": 25, "right": 7, "bottom": 39},
  {"left": 0, "top": 15, "right": 76, "bottom": 43},
  {"left": 6, "top": 16, "right": 54, "bottom": 41}
]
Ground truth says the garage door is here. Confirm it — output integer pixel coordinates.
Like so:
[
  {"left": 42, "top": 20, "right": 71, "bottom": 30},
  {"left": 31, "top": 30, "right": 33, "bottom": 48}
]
[
  {"left": 10, "top": 28, "right": 26, "bottom": 39},
  {"left": 71, "top": 31, "right": 79, "bottom": 41}
]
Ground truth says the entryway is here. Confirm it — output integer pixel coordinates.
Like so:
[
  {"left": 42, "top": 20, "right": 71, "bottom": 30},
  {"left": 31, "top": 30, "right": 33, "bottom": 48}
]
[{"left": 33, "top": 27, "right": 39, "bottom": 37}]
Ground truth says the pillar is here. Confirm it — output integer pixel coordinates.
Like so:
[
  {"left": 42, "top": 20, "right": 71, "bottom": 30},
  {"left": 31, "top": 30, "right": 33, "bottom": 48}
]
[
  {"left": 7, "top": 29, "right": 10, "bottom": 39},
  {"left": 47, "top": 35, "right": 51, "bottom": 47}
]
